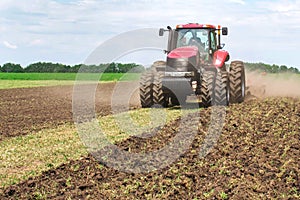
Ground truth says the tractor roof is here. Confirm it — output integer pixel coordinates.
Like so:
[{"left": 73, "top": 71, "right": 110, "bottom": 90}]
[{"left": 176, "top": 23, "right": 217, "bottom": 29}]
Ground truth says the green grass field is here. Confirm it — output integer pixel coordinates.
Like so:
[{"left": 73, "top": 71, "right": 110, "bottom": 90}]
[
  {"left": 0, "top": 73, "right": 140, "bottom": 81},
  {"left": 0, "top": 73, "right": 141, "bottom": 89}
]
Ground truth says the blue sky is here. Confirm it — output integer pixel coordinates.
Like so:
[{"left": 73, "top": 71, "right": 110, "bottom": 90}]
[{"left": 0, "top": 0, "right": 300, "bottom": 69}]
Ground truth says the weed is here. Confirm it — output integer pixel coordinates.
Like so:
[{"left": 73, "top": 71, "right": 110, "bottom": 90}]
[
  {"left": 66, "top": 176, "right": 72, "bottom": 187},
  {"left": 203, "top": 189, "right": 214, "bottom": 198},
  {"left": 34, "top": 190, "right": 47, "bottom": 200},
  {"left": 219, "top": 191, "right": 228, "bottom": 199}
]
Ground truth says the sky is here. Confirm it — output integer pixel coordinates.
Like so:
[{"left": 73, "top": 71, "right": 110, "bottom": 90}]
[{"left": 0, "top": 0, "right": 300, "bottom": 69}]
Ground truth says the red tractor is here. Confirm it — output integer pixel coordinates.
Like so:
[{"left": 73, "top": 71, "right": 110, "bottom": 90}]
[{"left": 140, "top": 23, "right": 245, "bottom": 107}]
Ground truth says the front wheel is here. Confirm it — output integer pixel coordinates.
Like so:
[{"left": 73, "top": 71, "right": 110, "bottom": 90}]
[
  {"left": 214, "top": 71, "right": 230, "bottom": 106},
  {"left": 229, "top": 61, "right": 246, "bottom": 103},
  {"left": 153, "top": 71, "right": 168, "bottom": 107},
  {"left": 140, "top": 69, "right": 154, "bottom": 108},
  {"left": 200, "top": 70, "right": 215, "bottom": 107}
]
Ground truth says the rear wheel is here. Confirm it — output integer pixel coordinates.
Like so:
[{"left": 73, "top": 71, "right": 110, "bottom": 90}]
[
  {"left": 214, "top": 71, "right": 230, "bottom": 106},
  {"left": 140, "top": 69, "right": 154, "bottom": 108},
  {"left": 229, "top": 61, "right": 245, "bottom": 103},
  {"left": 201, "top": 70, "right": 215, "bottom": 107},
  {"left": 153, "top": 71, "right": 167, "bottom": 107}
]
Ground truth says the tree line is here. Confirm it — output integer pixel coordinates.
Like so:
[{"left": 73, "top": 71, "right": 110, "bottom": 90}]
[
  {"left": 0, "top": 61, "right": 299, "bottom": 74},
  {"left": 244, "top": 62, "right": 299, "bottom": 74},
  {"left": 0, "top": 62, "right": 145, "bottom": 73}
]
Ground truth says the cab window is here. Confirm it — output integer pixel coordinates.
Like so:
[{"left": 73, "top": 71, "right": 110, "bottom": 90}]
[
  {"left": 177, "top": 31, "right": 193, "bottom": 47},
  {"left": 210, "top": 31, "right": 217, "bottom": 51}
]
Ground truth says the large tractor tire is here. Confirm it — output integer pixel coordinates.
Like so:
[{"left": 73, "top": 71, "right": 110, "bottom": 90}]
[
  {"left": 201, "top": 70, "right": 215, "bottom": 107},
  {"left": 153, "top": 72, "right": 168, "bottom": 107},
  {"left": 140, "top": 69, "right": 154, "bottom": 108},
  {"left": 214, "top": 71, "right": 230, "bottom": 106},
  {"left": 153, "top": 71, "right": 168, "bottom": 107},
  {"left": 229, "top": 61, "right": 246, "bottom": 103}
]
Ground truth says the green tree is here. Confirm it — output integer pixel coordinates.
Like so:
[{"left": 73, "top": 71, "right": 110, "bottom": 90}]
[
  {"left": 25, "top": 62, "right": 70, "bottom": 73},
  {"left": 288, "top": 67, "right": 299, "bottom": 73},
  {"left": 279, "top": 65, "right": 288, "bottom": 72},
  {"left": 244, "top": 62, "right": 300, "bottom": 74},
  {"left": 2, "top": 63, "right": 24, "bottom": 72},
  {"left": 70, "top": 64, "right": 81, "bottom": 73},
  {"left": 271, "top": 64, "right": 279, "bottom": 73}
]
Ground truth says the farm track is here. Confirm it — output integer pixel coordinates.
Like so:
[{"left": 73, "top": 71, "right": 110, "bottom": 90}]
[
  {"left": 1, "top": 96, "right": 299, "bottom": 199},
  {"left": 0, "top": 82, "right": 140, "bottom": 140}
]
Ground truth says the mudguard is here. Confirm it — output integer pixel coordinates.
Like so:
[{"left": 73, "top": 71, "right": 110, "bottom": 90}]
[{"left": 213, "top": 50, "right": 229, "bottom": 68}]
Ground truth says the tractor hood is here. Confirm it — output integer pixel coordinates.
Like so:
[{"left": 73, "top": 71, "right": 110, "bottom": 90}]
[
  {"left": 167, "top": 46, "right": 198, "bottom": 59},
  {"left": 166, "top": 46, "right": 199, "bottom": 72}
]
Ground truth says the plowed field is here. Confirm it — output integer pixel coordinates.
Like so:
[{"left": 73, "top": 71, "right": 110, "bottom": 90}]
[
  {"left": 0, "top": 82, "right": 140, "bottom": 140},
  {"left": 0, "top": 80, "right": 299, "bottom": 199}
]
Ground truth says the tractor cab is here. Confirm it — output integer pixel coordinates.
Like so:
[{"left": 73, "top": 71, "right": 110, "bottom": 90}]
[
  {"left": 176, "top": 28, "right": 213, "bottom": 63},
  {"left": 160, "top": 23, "right": 229, "bottom": 68}
]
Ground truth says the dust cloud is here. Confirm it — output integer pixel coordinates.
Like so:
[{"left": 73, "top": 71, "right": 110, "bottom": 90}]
[{"left": 246, "top": 70, "right": 300, "bottom": 98}]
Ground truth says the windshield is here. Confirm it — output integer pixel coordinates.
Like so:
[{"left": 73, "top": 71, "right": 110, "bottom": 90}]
[{"left": 176, "top": 29, "right": 209, "bottom": 53}]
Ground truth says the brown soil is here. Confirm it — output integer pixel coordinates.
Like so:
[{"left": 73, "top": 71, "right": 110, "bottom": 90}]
[
  {"left": 1, "top": 97, "right": 299, "bottom": 199},
  {"left": 0, "top": 82, "right": 140, "bottom": 140}
]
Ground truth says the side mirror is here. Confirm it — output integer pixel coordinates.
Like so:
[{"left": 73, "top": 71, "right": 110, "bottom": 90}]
[
  {"left": 222, "top": 27, "right": 228, "bottom": 35},
  {"left": 159, "top": 28, "right": 164, "bottom": 36}
]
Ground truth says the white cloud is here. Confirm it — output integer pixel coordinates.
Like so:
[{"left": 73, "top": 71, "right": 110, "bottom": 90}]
[
  {"left": 259, "top": 0, "right": 300, "bottom": 13},
  {"left": 3, "top": 41, "right": 17, "bottom": 49},
  {"left": 29, "top": 39, "right": 44, "bottom": 46},
  {"left": 229, "top": 0, "right": 246, "bottom": 5},
  {"left": 0, "top": 0, "right": 16, "bottom": 10}
]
